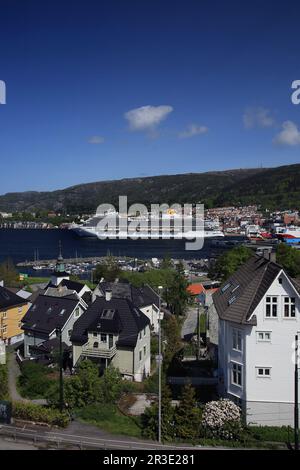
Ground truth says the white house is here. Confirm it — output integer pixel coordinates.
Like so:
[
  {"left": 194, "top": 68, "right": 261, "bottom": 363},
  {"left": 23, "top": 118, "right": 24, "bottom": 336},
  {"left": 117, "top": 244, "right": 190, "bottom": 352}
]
[{"left": 214, "top": 252, "right": 300, "bottom": 426}]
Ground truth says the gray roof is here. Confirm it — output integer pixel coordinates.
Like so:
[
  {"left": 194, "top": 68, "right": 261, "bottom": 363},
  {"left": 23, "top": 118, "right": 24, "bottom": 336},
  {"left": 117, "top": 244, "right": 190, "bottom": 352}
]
[
  {"left": 71, "top": 296, "right": 150, "bottom": 348},
  {"left": 212, "top": 254, "right": 297, "bottom": 325},
  {"left": 96, "top": 281, "right": 159, "bottom": 308},
  {"left": 22, "top": 295, "right": 79, "bottom": 335}
]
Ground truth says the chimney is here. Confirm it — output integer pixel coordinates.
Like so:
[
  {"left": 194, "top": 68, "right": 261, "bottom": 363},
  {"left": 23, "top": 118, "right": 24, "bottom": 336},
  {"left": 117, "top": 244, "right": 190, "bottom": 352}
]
[
  {"left": 269, "top": 251, "right": 276, "bottom": 263},
  {"left": 105, "top": 289, "right": 112, "bottom": 301}
]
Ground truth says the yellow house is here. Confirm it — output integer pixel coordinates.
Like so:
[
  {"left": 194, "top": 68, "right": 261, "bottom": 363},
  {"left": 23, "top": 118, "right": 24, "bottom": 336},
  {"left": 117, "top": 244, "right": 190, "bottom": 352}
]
[{"left": 0, "top": 286, "right": 30, "bottom": 345}]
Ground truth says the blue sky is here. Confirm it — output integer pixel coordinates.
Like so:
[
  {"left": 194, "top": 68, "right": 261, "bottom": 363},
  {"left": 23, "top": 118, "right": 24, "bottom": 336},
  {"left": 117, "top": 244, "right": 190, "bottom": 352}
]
[{"left": 0, "top": 0, "right": 300, "bottom": 194}]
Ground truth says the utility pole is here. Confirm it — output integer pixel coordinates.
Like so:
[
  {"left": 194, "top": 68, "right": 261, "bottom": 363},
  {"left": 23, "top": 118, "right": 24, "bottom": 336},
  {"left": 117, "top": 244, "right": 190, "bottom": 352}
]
[
  {"left": 295, "top": 334, "right": 299, "bottom": 451},
  {"left": 56, "top": 326, "right": 64, "bottom": 412},
  {"left": 157, "top": 285, "right": 163, "bottom": 444},
  {"left": 197, "top": 304, "right": 200, "bottom": 361}
]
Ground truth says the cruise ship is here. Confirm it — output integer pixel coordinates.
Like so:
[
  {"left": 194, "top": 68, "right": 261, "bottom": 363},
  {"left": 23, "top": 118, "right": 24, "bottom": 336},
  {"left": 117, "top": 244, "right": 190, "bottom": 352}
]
[{"left": 69, "top": 210, "right": 224, "bottom": 240}]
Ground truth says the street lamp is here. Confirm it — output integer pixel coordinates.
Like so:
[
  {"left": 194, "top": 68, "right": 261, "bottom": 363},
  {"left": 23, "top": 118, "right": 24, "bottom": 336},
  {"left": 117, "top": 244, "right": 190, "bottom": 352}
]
[
  {"left": 295, "top": 334, "right": 299, "bottom": 451},
  {"left": 56, "top": 325, "right": 64, "bottom": 412},
  {"left": 157, "top": 285, "right": 163, "bottom": 444}
]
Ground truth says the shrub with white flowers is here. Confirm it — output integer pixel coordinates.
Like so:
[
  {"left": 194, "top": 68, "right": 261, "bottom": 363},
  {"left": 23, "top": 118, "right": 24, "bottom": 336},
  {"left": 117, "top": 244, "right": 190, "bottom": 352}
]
[{"left": 202, "top": 399, "right": 242, "bottom": 440}]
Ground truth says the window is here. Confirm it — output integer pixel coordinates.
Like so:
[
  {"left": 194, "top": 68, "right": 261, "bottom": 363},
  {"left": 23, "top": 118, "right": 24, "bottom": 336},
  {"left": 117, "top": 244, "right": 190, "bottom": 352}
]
[
  {"left": 144, "top": 345, "right": 146, "bottom": 356},
  {"left": 93, "top": 332, "right": 97, "bottom": 337},
  {"left": 93, "top": 342, "right": 99, "bottom": 348},
  {"left": 68, "top": 329, "right": 72, "bottom": 339},
  {"left": 1, "top": 325, "right": 7, "bottom": 335},
  {"left": 231, "top": 362, "right": 242, "bottom": 387},
  {"left": 265, "top": 296, "right": 278, "bottom": 318},
  {"left": 139, "top": 350, "right": 142, "bottom": 361},
  {"left": 232, "top": 329, "right": 242, "bottom": 351},
  {"left": 2, "top": 311, "right": 7, "bottom": 319},
  {"left": 139, "top": 332, "right": 142, "bottom": 340},
  {"left": 18, "top": 307, "right": 23, "bottom": 314},
  {"left": 221, "top": 283, "right": 231, "bottom": 293},
  {"left": 257, "top": 331, "right": 271, "bottom": 342},
  {"left": 143, "top": 327, "right": 146, "bottom": 336},
  {"left": 278, "top": 278, "right": 282, "bottom": 284},
  {"left": 101, "top": 334, "right": 107, "bottom": 342},
  {"left": 284, "top": 297, "right": 296, "bottom": 318},
  {"left": 256, "top": 367, "right": 271, "bottom": 378}
]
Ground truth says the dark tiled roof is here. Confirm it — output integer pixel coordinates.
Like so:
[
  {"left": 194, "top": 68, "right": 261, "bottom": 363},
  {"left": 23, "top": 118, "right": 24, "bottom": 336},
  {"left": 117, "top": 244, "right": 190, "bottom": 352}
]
[
  {"left": 71, "top": 297, "right": 150, "bottom": 347},
  {"left": 0, "top": 286, "right": 27, "bottom": 309},
  {"left": 97, "top": 281, "right": 159, "bottom": 308},
  {"left": 213, "top": 255, "right": 286, "bottom": 325},
  {"left": 22, "top": 295, "right": 79, "bottom": 335},
  {"left": 47, "top": 278, "right": 85, "bottom": 293}
]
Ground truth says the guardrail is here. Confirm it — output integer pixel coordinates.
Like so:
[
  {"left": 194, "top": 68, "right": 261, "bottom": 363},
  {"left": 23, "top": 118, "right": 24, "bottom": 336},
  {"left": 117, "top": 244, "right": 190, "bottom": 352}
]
[{"left": 0, "top": 425, "right": 199, "bottom": 450}]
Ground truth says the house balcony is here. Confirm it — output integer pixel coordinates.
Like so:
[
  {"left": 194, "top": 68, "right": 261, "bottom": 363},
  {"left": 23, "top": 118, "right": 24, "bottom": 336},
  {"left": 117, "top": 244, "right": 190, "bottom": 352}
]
[{"left": 81, "top": 344, "right": 117, "bottom": 359}]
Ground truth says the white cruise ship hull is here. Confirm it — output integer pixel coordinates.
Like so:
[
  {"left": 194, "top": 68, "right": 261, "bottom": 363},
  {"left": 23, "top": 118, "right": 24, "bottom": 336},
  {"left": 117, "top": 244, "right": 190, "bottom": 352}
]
[{"left": 70, "top": 225, "right": 224, "bottom": 239}]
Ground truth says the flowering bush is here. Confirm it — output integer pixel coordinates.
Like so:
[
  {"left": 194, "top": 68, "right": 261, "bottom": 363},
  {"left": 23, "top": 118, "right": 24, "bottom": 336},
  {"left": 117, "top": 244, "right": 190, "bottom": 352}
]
[{"left": 202, "top": 399, "right": 242, "bottom": 440}]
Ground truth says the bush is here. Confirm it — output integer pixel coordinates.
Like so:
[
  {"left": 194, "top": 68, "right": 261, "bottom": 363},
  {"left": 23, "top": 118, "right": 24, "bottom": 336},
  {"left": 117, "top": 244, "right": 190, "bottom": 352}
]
[
  {"left": 13, "top": 402, "right": 69, "bottom": 427},
  {"left": 202, "top": 399, "right": 242, "bottom": 440},
  {"left": 76, "top": 404, "right": 142, "bottom": 438},
  {"left": 247, "top": 425, "right": 292, "bottom": 443},
  {"left": 0, "top": 364, "right": 8, "bottom": 400},
  {"left": 18, "top": 361, "right": 54, "bottom": 399}
]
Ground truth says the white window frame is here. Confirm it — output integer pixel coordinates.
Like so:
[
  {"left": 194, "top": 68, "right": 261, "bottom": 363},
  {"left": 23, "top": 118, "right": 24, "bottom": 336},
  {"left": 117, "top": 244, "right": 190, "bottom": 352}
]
[
  {"left": 18, "top": 306, "right": 23, "bottom": 314},
  {"left": 2, "top": 311, "right": 7, "bottom": 319},
  {"left": 283, "top": 297, "right": 296, "bottom": 319},
  {"left": 265, "top": 296, "right": 278, "bottom": 319},
  {"left": 256, "top": 367, "right": 272, "bottom": 378},
  {"left": 231, "top": 361, "right": 242, "bottom": 387},
  {"left": 232, "top": 328, "right": 242, "bottom": 352},
  {"left": 256, "top": 331, "right": 272, "bottom": 342},
  {"left": 100, "top": 333, "right": 107, "bottom": 343}
]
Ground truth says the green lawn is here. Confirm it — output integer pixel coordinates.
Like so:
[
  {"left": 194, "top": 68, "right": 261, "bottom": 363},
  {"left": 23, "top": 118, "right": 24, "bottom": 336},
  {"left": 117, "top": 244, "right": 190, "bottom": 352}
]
[{"left": 75, "top": 404, "right": 142, "bottom": 438}]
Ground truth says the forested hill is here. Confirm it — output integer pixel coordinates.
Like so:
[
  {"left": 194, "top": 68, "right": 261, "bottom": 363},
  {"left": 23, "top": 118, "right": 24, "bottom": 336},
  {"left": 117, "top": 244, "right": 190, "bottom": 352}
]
[{"left": 0, "top": 164, "right": 299, "bottom": 213}]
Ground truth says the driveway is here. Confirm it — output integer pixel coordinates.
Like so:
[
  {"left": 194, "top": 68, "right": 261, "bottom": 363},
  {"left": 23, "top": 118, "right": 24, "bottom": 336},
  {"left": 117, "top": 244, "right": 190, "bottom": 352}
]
[{"left": 181, "top": 307, "right": 199, "bottom": 341}]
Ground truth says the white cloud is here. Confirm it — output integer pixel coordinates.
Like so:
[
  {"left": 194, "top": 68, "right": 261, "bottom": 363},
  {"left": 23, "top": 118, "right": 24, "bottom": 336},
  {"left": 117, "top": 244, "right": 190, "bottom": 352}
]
[
  {"left": 243, "top": 107, "right": 275, "bottom": 129},
  {"left": 178, "top": 123, "right": 208, "bottom": 139},
  {"left": 273, "top": 120, "right": 300, "bottom": 146},
  {"left": 88, "top": 136, "right": 105, "bottom": 144},
  {"left": 124, "top": 105, "right": 173, "bottom": 132}
]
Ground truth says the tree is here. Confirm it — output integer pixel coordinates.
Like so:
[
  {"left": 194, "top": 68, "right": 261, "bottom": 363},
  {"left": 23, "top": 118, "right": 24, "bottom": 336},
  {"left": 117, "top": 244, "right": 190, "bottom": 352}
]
[
  {"left": 163, "top": 315, "right": 182, "bottom": 371},
  {"left": 209, "top": 246, "right": 252, "bottom": 280},
  {"left": 276, "top": 243, "right": 300, "bottom": 278},
  {"left": 93, "top": 257, "right": 121, "bottom": 283},
  {"left": 174, "top": 384, "right": 201, "bottom": 441},
  {"left": 0, "top": 258, "right": 19, "bottom": 286},
  {"left": 101, "top": 366, "right": 122, "bottom": 403},
  {"left": 142, "top": 383, "right": 175, "bottom": 441},
  {"left": 166, "top": 262, "right": 190, "bottom": 315}
]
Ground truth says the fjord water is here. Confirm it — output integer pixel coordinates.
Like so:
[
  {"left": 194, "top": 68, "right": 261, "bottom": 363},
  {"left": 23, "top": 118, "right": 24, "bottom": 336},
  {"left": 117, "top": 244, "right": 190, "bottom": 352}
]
[{"left": 0, "top": 229, "right": 230, "bottom": 263}]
